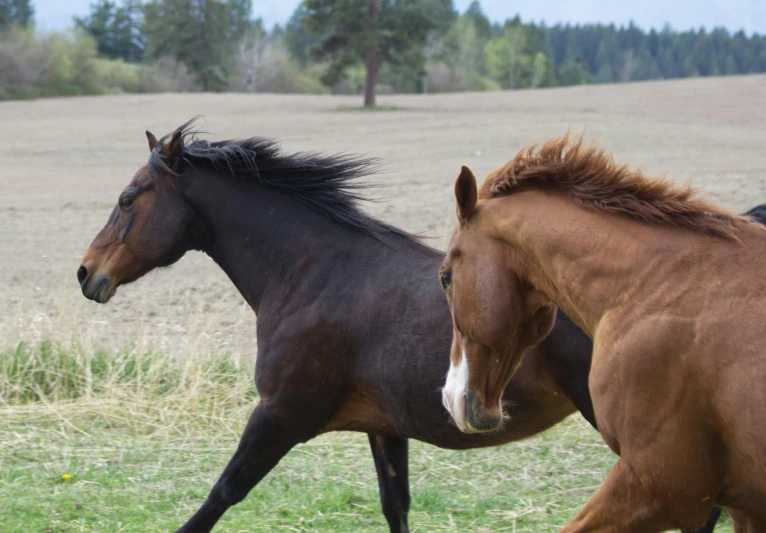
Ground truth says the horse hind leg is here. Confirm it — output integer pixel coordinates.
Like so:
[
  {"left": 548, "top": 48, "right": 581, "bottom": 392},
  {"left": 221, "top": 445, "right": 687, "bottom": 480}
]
[
  {"left": 368, "top": 434, "right": 411, "bottom": 533},
  {"left": 561, "top": 459, "right": 706, "bottom": 533},
  {"left": 174, "top": 399, "right": 325, "bottom": 533}
]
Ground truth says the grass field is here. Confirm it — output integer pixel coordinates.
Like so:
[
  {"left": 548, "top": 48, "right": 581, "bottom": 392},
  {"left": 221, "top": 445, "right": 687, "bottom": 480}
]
[
  {"left": 2, "top": 416, "right": 610, "bottom": 532},
  {"left": 2, "top": 76, "right": 765, "bottom": 531},
  {"left": 0, "top": 340, "right": 736, "bottom": 533},
  {"left": 5, "top": 343, "right": 727, "bottom": 533}
]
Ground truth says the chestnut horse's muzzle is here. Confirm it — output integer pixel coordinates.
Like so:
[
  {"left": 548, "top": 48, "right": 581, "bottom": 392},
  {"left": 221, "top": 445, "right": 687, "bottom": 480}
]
[
  {"left": 465, "top": 390, "right": 503, "bottom": 432},
  {"left": 443, "top": 385, "right": 503, "bottom": 434},
  {"left": 77, "top": 265, "right": 114, "bottom": 304}
]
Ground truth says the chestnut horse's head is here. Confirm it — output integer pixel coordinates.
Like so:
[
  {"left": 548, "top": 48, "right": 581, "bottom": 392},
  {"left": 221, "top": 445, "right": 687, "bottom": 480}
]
[
  {"left": 439, "top": 166, "right": 557, "bottom": 433},
  {"left": 78, "top": 125, "right": 205, "bottom": 303}
]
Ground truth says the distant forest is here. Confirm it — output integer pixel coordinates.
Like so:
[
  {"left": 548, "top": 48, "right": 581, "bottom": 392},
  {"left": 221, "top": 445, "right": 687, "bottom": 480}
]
[{"left": 1, "top": 0, "right": 765, "bottom": 102}]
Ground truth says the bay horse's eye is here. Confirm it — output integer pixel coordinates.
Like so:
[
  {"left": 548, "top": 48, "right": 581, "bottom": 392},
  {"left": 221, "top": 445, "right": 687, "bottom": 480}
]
[
  {"left": 119, "top": 195, "right": 135, "bottom": 210},
  {"left": 440, "top": 271, "right": 452, "bottom": 290}
]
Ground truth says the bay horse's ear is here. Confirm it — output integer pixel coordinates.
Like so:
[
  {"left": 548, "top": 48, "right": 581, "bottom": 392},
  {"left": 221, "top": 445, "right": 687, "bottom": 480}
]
[
  {"left": 160, "top": 127, "right": 185, "bottom": 169},
  {"left": 146, "top": 131, "right": 158, "bottom": 152},
  {"left": 455, "top": 165, "right": 478, "bottom": 221}
]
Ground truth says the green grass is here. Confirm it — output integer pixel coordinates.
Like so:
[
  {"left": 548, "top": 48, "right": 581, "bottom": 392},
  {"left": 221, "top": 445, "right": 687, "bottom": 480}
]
[
  {"left": 0, "top": 343, "right": 734, "bottom": 532},
  {"left": 0, "top": 341, "right": 255, "bottom": 406}
]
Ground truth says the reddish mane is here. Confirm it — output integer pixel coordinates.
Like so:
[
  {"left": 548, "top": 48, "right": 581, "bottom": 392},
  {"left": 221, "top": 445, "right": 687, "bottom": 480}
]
[{"left": 481, "top": 134, "right": 744, "bottom": 240}]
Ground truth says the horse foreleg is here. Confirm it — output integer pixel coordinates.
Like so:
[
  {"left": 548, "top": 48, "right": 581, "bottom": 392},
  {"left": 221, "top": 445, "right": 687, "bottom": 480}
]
[
  {"left": 684, "top": 507, "right": 722, "bottom": 533},
  {"left": 369, "top": 434, "right": 410, "bottom": 533},
  {"left": 175, "top": 400, "right": 321, "bottom": 533},
  {"left": 560, "top": 459, "right": 680, "bottom": 533}
]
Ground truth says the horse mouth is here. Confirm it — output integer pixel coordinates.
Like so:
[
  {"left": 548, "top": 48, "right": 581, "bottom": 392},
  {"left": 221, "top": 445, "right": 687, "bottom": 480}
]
[
  {"left": 443, "top": 387, "right": 502, "bottom": 434},
  {"left": 95, "top": 281, "right": 115, "bottom": 304},
  {"left": 442, "top": 388, "right": 478, "bottom": 433},
  {"left": 83, "top": 276, "right": 115, "bottom": 304}
]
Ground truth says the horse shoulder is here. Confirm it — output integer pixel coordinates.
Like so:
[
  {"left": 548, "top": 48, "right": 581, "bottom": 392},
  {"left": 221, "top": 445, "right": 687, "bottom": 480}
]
[{"left": 589, "top": 311, "right": 699, "bottom": 450}]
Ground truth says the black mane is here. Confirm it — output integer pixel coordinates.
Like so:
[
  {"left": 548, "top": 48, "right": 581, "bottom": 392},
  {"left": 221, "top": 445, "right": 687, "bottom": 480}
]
[{"left": 148, "top": 121, "right": 416, "bottom": 243}]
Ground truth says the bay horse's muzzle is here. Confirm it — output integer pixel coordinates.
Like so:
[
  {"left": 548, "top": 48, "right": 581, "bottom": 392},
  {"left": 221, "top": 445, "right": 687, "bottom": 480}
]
[{"left": 77, "top": 265, "right": 114, "bottom": 304}]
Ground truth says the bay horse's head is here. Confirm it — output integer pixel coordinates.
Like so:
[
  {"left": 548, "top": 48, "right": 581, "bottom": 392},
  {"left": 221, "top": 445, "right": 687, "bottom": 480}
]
[
  {"left": 78, "top": 125, "right": 205, "bottom": 303},
  {"left": 439, "top": 166, "right": 557, "bottom": 433}
]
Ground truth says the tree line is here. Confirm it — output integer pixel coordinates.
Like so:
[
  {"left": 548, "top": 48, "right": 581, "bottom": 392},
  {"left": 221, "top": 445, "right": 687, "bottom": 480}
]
[{"left": 1, "top": 0, "right": 765, "bottom": 105}]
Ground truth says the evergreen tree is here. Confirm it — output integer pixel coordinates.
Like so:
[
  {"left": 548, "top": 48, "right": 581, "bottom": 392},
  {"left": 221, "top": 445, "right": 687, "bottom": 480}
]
[
  {"left": 0, "top": 0, "right": 34, "bottom": 29},
  {"left": 558, "top": 56, "right": 590, "bottom": 85},
  {"left": 284, "top": 4, "right": 320, "bottom": 66},
  {"left": 463, "top": 0, "right": 491, "bottom": 40},
  {"left": 75, "top": 0, "right": 145, "bottom": 61},
  {"left": 143, "top": 0, "right": 253, "bottom": 91},
  {"left": 302, "top": 0, "right": 436, "bottom": 107}
]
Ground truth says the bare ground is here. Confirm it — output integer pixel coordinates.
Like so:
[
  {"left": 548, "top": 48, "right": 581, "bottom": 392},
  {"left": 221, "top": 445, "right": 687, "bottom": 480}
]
[
  {"left": 1, "top": 75, "right": 765, "bottom": 357},
  {"left": 1, "top": 76, "right": 763, "bottom": 533}
]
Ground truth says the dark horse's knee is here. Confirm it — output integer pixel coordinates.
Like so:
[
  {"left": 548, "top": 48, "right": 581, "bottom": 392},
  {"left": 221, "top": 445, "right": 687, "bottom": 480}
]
[{"left": 206, "top": 402, "right": 320, "bottom": 508}]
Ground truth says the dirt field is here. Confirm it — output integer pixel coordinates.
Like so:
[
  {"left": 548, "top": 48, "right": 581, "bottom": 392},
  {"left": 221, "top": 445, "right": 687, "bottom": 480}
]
[
  {"left": 2, "top": 76, "right": 765, "bottom": 533},
  {"left": 1, "top": 74, "right": 765, "bottom": 357}
]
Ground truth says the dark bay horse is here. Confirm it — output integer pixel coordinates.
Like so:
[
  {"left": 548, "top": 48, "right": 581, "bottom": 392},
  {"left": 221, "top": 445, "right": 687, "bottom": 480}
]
[
  {"left": 78, "top": 122, "right": 733, "bottom": 533},
  {"left": 441, "top": 134, "right": 766, "bottom": 532}
]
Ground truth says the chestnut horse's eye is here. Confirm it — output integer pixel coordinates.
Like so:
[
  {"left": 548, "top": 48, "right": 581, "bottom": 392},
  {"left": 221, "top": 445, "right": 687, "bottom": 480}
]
[
  {"left": 440, "top": 271, "right": 452, "bottom": 290},
  {"left": 119, "top": 195, "right": 135, "bottom": 210}
]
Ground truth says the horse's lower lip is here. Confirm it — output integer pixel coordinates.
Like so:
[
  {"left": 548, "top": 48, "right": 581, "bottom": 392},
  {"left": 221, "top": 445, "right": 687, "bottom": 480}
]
[
  {"left": 94, "top": 279, "right": 113, "bottom": 303},
  {"left": 459, "top": 419, "right": 484, "bottom": 434},
  {"left": 464, "top": 390, "right": 502, "bottom": 433},
  {"left": 83, "top": 276, "right": 113, "bottom": 303}
]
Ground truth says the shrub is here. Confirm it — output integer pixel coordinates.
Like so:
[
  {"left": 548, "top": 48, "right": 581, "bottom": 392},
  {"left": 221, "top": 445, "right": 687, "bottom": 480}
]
[
  {"left": 231, "top": 40, "right": 327, "bottom": 94},
  {"left": 0, "top": 25, "right": 175, "bottom": 100}
]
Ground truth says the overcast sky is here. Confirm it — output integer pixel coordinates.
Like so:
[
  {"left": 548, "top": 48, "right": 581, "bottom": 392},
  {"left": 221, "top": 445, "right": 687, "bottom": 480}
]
[{"left": 34, "top": 0, "right": 766, "bottom": 35}]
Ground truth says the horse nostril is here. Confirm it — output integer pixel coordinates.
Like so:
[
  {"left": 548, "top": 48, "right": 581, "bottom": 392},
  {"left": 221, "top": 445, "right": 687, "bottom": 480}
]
[{"left": 77, "top": 266, "right": 89, "bottom": 286}]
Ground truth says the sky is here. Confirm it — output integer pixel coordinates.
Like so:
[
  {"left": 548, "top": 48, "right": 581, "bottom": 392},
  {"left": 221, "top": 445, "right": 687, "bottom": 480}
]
[{"left": 34, "top": 0, "right": 766, "bottom": 35}]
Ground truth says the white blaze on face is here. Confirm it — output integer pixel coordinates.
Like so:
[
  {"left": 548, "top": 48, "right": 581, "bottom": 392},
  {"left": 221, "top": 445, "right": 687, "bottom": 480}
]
[{"left": 442, "top": 348, "right": 470, "bottom": 431}]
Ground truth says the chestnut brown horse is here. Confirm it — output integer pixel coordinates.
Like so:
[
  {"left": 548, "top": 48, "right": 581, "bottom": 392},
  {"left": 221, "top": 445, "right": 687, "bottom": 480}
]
[
  {"left": 440, "top": 134, "right": 766, "bottom": 532},
  {"left": 78, "top": 121, "right": 727, "bottom": 533}
]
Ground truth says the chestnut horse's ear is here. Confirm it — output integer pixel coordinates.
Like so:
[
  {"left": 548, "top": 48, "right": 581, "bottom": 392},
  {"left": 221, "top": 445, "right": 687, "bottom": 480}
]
[
  {"left": 455, "top": 165, "right": 478, "bottom": 221},
  {"left": 146, "top": 131, "right": 158, "bottom": 152},
  {"left": 160, "top": 127, "right": 185, "bottom": 169}
]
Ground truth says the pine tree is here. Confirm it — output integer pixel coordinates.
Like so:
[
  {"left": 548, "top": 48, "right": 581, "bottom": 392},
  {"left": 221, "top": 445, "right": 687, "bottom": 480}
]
[
  {"left": 284, "top": 4, "right": 319, "bottom": 66},
  {"left": 302, "top": 0, "right": 437, "bottom": 107},
  {"left": 143, "top": 0, "right": 253, "bottom": 91},
  {"left": 463, "top": 0, "right": 491, "bottom": 40},
  {"left": 75, "top": 0, "right": 145, "bottom": 61},
  {"left": 0, "top": 0, "right": 34, "bottom": 29},
  {"left": 558, "top": 56, "right": 590, "bottom": 85}
]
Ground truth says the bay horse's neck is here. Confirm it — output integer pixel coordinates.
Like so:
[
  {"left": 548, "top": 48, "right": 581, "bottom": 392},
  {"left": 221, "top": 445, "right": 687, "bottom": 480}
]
[
  {"left": 181, "top": 173, "right": 375, "bottom": 315},
  {"left": 485, "top": 190, "right": 692, "bottom": 336},
  {"left": 183, "top": 170, "right": 434, "bottom": 314}
]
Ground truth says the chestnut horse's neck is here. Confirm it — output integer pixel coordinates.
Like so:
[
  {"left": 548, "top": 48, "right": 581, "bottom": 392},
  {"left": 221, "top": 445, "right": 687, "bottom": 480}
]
[
  {"left": 178, "top": 170, "right": 435, "bottom": 315},
  {"left": 482, "top": 189, "right": 706, "bottom": 336}
]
